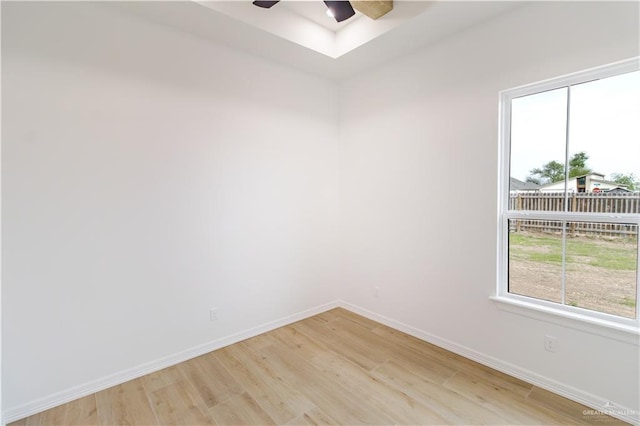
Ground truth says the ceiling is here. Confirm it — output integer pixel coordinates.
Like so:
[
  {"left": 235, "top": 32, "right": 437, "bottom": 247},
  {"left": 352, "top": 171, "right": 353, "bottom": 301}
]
[
  {"left": 106, "top": 1, "right": 524, "bottom": 80},
  {"left": 279, "top": 2, "right": 365, "bottom": 32}
]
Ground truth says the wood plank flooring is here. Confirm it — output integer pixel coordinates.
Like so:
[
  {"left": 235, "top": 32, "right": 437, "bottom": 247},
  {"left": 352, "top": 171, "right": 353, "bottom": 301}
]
[{"left": 10, "top": 308, "right": 628, "bottom": 425}]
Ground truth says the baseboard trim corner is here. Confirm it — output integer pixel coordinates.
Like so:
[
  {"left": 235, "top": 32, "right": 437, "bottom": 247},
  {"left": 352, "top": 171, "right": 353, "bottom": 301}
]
[
  {"left": 2, "top": 300, "right": 340, "bottom": 424},
  {"left": 337, "top": 300, "right": 639, "bottom": 426}
]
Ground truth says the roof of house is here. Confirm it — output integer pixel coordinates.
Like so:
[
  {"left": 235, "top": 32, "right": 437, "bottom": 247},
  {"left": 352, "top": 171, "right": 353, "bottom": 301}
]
[
  {"left": 510, "top": 177, "right": 540, "bottom": 191},
  {"left": 573, "top": 172, "right": 605, "bottom": 179},
  {"left": 538, "top": 173, "right": 629, "bottom": 190},
  {"left": 604, "top": 187, "right": 632, "bottom": 193}
]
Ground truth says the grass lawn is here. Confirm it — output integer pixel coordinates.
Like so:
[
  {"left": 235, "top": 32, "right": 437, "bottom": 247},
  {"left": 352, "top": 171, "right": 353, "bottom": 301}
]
[
  {"left": 509, "top": 233, "right": 637, "bottom": 271},
  {"left": 508, "top": 232, "right": 638, "bottom": 318}
]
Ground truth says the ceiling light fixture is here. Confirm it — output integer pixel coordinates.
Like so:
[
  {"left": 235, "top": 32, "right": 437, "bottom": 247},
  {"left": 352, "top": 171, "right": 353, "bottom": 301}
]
[
  {"left": 322, "top": 1, "right": 355, "bottom": 22},
  {"left": 253, "top": 1, "right": 279, "bottom": 8},
  {"left": 252, "top": 0, "right": 356, "bottom": 23}
]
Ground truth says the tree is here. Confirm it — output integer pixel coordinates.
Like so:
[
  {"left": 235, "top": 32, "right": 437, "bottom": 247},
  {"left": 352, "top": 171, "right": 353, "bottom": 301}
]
[
  {"left": 568, "top": 151, "right": 591, "bottom": 178},
  {"left": 610, "top": 173, "right": 639, "bottom": 191},
  {"left": 527, "top": 151, "right": 592, "bottom": 185},
  {"left": 528, "top": 160, "right": 564, "bottom": 185}
]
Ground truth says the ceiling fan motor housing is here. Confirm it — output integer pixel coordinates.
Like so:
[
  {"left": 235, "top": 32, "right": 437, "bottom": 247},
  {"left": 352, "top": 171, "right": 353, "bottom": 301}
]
[{"left": 252, "top": 0, "right": 375, "bottom": 23}]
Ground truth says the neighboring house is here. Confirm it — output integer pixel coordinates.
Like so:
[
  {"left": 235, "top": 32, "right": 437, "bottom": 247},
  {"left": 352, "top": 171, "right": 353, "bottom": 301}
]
[
  {"left": 509, "top": 177, "right": 540, "bottom": 192},
  {"left": 539, "top": 172, "right": 629, "bottom": 193},
  {"left": 605, "top": 187, "right": 633, "bottom": 194}
]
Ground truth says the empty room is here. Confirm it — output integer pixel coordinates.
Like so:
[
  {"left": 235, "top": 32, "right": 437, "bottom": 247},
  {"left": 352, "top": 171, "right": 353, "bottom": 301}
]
[{"left": 2, "top": 1, "right": 639, "bottom": 425}]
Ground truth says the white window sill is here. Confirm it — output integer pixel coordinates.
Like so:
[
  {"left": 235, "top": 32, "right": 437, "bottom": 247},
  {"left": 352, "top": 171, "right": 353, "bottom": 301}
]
[{"left": 490, "top": 296, "right": 640, "bottom": 345}]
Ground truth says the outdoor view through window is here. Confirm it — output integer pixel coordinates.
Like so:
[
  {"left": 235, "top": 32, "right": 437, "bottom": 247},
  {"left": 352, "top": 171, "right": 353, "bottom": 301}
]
[{"left": 507, "top": 68, "right": 640, "bottom": 320}]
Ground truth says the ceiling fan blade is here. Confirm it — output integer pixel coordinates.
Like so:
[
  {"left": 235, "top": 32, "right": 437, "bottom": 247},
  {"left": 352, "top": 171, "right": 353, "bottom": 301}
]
[
  {"left": 253, "top": 1, "right": 279, "bottom": 8},
  {"left": 323, "top": 1, "right": 355, "bottom": 22},
  {"left": 350, "top": 1, "right": 393, "bottom": 20}
]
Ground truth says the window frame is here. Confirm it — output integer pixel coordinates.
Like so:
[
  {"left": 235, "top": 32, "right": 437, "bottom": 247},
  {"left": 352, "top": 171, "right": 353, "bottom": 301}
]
[{"left": 495, "top": 58, "right": 640, "bottom": 339}]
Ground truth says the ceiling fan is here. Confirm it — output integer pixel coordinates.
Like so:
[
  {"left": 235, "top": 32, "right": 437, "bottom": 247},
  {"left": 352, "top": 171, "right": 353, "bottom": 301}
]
[{"left": 252, "top": 0, "right": 393, "bottom": 23}]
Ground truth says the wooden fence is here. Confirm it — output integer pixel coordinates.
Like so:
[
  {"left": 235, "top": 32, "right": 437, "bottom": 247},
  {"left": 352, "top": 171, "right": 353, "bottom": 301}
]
[{"left": 509, "top": 192, "right": 639, "bottom": 237}]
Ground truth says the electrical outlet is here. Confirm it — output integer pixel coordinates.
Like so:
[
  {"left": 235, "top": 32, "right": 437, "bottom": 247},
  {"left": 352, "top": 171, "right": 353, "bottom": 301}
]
[
  {"left": 210, "top": 308, "right": 218, "bottom": 321},
  {"left": 544, "top": 335, "right": 557, "bottom": 353},
  {"left": 373, "top": 286, "right": 380, "bottom": 298}
]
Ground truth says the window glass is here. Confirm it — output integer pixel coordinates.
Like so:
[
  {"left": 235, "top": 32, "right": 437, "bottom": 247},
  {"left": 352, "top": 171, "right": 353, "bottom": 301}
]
[
  {"left": 569, "top": 71, "right": 640, "bottom": 199},
  {"left": 509, "top": 87, "right": 567, "bottom": 202},
  {"left": 564, "top": 222, "right": 637, "bottom": 319},
  {"left": 508, "top": 219, "right": 563, "bottom": 303},
  {"left": 501, "top": 62, "right": 640, "bottom": 323}
]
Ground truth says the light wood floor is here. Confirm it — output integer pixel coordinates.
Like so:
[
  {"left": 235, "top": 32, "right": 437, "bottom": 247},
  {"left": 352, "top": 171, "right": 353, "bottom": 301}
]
[{"left": 11, "top": 308, "right": 627, "bottom": 425}]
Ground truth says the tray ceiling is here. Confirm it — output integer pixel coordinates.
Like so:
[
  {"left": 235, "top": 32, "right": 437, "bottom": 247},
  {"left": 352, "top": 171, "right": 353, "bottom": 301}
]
[{"left": 105, "top": 1, "right": 523, "bottom": 79}]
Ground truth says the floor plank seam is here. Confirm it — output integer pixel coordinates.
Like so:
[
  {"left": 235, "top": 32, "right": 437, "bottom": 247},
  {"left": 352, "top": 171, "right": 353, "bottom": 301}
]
[{"left": 10, "top": 308, "right": 630, "bottom": 426}]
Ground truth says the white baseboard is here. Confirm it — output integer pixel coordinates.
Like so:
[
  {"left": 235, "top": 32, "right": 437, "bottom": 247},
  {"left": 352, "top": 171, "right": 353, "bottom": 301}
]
[
  {"left": 2, "top": 300, "right": 339, "bottom": 424},
  {"left": 338, "top": 301, "right": 640, "bottom": 426},
  {"left": 5, "top": 299, "right": 638, "bottom": 425}
]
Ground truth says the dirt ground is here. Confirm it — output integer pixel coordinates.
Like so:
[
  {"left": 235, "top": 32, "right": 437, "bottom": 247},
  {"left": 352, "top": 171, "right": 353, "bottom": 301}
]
[{"left": 509, "top": 237, "right": 637, "bottom": 319}]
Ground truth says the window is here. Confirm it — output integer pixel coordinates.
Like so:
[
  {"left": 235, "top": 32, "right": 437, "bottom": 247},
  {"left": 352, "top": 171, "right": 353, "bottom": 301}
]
[{"left": 497, "top": 59, "right": 640, "bottom": 331}]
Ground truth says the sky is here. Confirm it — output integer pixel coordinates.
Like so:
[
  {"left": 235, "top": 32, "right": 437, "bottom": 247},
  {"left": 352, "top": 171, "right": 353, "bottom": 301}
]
[{"left": 509, "top": 69, "right": 640, "bottom": 183}]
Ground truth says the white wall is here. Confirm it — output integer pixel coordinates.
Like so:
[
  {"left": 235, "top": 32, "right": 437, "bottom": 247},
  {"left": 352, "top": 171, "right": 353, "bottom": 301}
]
[
  {"left": 338, "top": 0, "right": 639, "bottom": 417},
  {"left": 3, "top": 0, "right": 640, "bottom": 423},
  {"left": 2, "top": 2, "right": 340, "bottom": 415}
]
